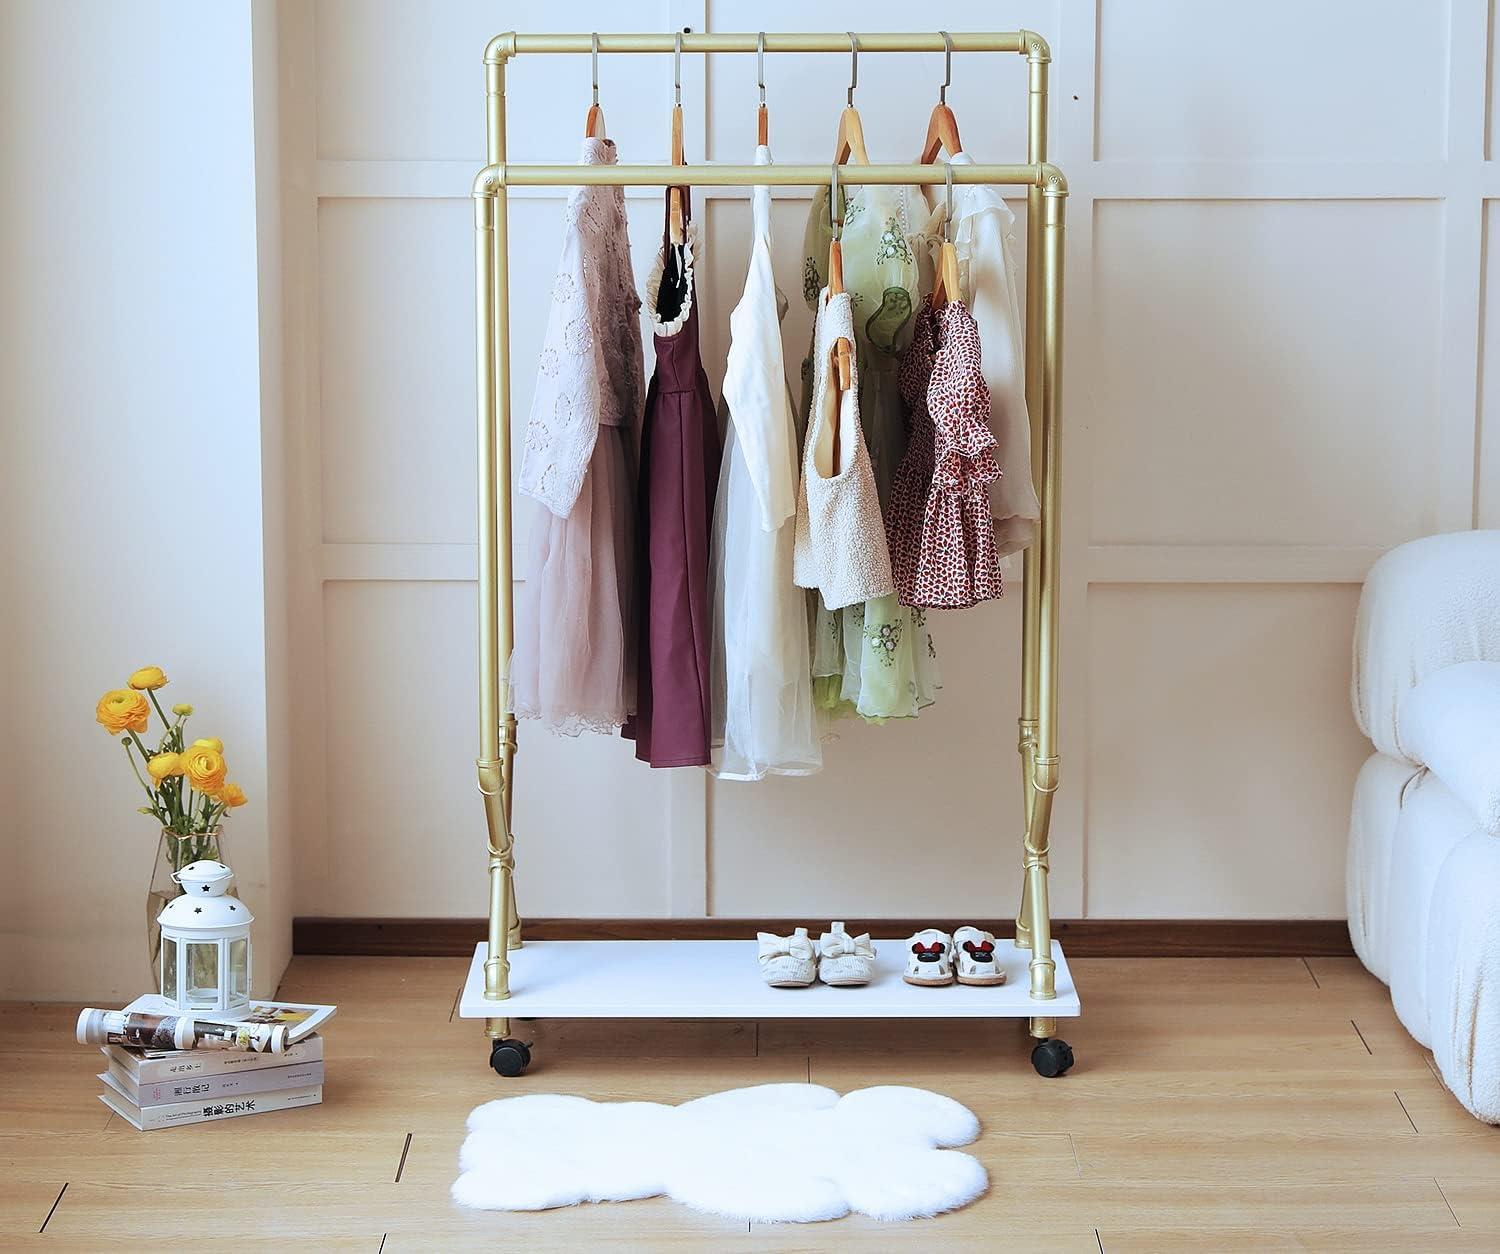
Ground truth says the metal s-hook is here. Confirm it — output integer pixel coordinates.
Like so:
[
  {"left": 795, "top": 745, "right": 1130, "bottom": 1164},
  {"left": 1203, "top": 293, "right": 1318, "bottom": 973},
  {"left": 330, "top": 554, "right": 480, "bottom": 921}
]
[
  {"left": 846, "top": 32, "right": 858, "bottom": 108},
  {"left": 674, "top": 31, "right": 682, "bottom": 107},
  {"left": 757, "top": 32, "right": 766, "bottom": 106},
  {"left": 943, "top": 159, "right": 954, "bottom": 243},
  {"left": 590, "top": 32, "right": 600, "bottom": 107},
  {"left": 829, "top": 162, "right": 842, "bottom": 240},
  {"left": 939, "top": 30, "right": 952, "bottom": 106}
]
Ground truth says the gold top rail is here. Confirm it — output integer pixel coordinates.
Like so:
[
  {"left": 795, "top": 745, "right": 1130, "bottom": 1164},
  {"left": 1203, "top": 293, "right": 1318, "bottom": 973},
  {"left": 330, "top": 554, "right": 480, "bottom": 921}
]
[
  {"left": 486, "top": 31, "right": 1048, "bottom": 62},
  {"left": 474, "top": 162, "right": 1067, "bottom": 195}
]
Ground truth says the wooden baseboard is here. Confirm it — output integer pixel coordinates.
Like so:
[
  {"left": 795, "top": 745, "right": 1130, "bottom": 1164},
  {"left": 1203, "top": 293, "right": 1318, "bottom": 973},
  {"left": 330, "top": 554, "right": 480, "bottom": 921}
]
[{"left": 292, "top": 916, "right": 1353, "bottom": 958}]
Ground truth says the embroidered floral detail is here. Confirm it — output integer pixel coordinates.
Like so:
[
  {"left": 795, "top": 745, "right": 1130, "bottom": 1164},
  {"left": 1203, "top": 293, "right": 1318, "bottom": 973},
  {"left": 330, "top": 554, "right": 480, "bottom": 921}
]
[
  {"left": 874, "top": 217, "right": 912, "bottom": 265},
  {"left": 842, "top": 192, "right": 864, "bottom": 223},
  {"left": 802, "top": 256, "right": 821, "bottom": 306},
  {"left": 864, "top": 616, "right": 903, "bottom": 666}
]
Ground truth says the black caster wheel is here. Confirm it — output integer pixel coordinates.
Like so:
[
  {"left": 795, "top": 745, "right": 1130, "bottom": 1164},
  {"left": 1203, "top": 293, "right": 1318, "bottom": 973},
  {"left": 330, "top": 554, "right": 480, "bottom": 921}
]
[
  {"left": 1031, "top": 1038, "right": 1074, "bottom": 1078},
  {"left": 489, "top": 1038, "right": 532, "bottom": 1077}
]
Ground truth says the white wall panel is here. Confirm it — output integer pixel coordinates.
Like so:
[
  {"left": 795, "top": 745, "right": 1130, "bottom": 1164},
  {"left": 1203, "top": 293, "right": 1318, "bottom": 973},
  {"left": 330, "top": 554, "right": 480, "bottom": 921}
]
[
  {"left": 321, "top": 581, "right": 673, "bottom": 916},
  {"left": 1097, "top": 0, "right": 1449, "bottom": 162},
  {"left": 315, "top": 0, "right": 677, "bottom": 162},
  {"left": 1479, "top": 201, "right": 1500, "bottom": 527},
  {"left": 286, "top": 2, "right": 1488, "bottom": 926},
  {"left": 1086, "top": 584, "right": 1367, "bottom": 918},
  {"left": 318, "top": 198, "right": 475, "bottom": 544},
  {"left": 1091, "top": 199, "right": 1442, "bottom": 548}
]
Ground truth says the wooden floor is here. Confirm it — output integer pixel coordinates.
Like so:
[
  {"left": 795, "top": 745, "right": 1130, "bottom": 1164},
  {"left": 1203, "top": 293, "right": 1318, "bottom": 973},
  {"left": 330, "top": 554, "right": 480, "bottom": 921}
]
[{"left": 3, "top": 955, "right": 1498, "bottom": 1250}]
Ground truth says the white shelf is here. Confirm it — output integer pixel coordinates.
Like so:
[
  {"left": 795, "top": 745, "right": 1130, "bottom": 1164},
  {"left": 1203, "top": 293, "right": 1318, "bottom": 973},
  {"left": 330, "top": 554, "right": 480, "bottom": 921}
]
[{"left": 458, "top": 939, "right": 1080, "bottom": 1021}]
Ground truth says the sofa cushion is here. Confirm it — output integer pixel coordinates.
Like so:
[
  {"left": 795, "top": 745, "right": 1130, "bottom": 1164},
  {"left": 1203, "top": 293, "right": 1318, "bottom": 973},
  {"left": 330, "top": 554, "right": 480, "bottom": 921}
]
[
  {"left": 1399, "top": 661, "right": 1500, "bottom": 835},
  {"left": 1352, "top": 530, "right": 1500, "bottom": 760}
]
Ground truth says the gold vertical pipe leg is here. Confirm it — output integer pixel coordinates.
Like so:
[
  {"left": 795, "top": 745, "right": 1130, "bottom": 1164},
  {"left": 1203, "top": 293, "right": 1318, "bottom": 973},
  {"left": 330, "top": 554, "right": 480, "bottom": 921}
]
[
  {"left": 489, "top": 49, "right": 523, "bottom": 957},
  {"left": 477, "top": 50, "right": 516, "bottom": 1002},
  {"left": 1016, "top": 33, "right": 1050, "bottom": 952},
  {"left": 1025, "top": 177, "right": 1066, "bottom": 1013}
]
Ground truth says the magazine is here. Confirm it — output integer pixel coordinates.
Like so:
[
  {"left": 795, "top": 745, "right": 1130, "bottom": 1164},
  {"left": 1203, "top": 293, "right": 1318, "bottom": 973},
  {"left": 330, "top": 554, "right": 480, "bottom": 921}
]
[{"left": 121, "top": 993, "right": 336, "bottom": 1045}]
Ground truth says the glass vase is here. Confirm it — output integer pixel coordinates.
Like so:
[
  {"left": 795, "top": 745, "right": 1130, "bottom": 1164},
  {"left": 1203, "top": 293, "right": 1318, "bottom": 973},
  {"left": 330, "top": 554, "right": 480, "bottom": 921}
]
[{"left": 146, "top": 826, "right": 225, "bottom": 992}]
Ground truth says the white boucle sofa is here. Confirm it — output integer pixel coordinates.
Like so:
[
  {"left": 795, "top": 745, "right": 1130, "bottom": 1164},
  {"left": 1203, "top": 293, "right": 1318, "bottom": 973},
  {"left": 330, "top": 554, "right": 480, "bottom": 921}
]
[{"left": 1347, "top": 530, "right": 1500, "bottom": 1123}]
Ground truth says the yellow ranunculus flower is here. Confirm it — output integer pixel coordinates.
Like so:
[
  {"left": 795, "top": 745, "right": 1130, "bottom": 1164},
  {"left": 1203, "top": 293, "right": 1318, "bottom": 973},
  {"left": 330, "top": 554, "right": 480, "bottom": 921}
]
[
  {"left": 191, "top": 737, "right": 224, "bottom": 754},
  {"left": 96, "top": 689, "right": 150, "bottom": 735},
  {"left": 185, "top": 746, "right": 228, "bottom": 794},
  {"left": 147, "top": 752, "right": 185, "bottom": 782},
  {"left": 128, "top": 666, "right": 168, "bottom": 691},
  {"left": 172, "top": 703, "right": 194, "bottom": 716},
  {"left": 217, "top": 782, "right": 248, "bottom": 809}
]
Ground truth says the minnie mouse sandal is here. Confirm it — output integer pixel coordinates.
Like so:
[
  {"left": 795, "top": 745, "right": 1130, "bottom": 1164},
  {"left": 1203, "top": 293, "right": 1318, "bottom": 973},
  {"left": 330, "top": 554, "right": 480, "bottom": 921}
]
[
  {"left": 953, "top": 926, "right": 1007, "bottom": 986},
  {"left": 903, "top": 928, "right": 955, "bottom": 986}
]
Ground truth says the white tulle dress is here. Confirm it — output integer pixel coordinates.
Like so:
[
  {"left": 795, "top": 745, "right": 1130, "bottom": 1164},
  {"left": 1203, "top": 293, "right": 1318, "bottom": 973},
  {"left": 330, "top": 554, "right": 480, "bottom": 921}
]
[{"left": 708, "top": 146, "right": 822, "bottom": 779}]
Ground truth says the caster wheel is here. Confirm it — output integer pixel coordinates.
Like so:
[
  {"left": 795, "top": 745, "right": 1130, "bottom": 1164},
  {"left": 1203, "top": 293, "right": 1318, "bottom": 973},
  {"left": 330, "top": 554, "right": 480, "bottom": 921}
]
[
  {"left": 1031, "top": 1038, "right": 1074, "bottom": 1078},
  {"left": 489, "top": 1038, "right": 532, "bottom": 1077}
]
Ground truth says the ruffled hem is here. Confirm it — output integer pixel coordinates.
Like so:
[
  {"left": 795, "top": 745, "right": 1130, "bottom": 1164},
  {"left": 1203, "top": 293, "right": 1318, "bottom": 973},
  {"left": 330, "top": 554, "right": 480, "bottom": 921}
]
[
  {"left": 933, "top": 446, "right": 1001, "bottom": 496},
  {"left": 512, "top": 700, "right": 631, "bottom": 737},
  {"left": 906, "top": 496, "right": 1004, "bottom": 609},
  {"left": 644, "top": 220, "right": 700, "bottom": 336}
]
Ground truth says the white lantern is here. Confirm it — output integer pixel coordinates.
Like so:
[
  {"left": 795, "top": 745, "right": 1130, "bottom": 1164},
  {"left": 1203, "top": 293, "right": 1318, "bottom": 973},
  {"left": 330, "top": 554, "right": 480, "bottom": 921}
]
[{"left": 157, "top": 860, "right": 253, "bottom": 1019}]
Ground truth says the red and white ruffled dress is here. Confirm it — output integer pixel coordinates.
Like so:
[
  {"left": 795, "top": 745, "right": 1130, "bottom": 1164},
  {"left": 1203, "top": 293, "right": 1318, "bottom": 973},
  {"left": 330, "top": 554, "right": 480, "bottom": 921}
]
[{"left": 886, "top": 297, "right": 1003, "bottom": 609}]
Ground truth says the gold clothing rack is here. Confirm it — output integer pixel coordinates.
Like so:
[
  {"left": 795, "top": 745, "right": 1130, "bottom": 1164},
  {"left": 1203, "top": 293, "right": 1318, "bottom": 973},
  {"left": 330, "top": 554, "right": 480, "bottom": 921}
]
[{"left": 460, "top": 30, "right": 1073, "bottom": 1078}]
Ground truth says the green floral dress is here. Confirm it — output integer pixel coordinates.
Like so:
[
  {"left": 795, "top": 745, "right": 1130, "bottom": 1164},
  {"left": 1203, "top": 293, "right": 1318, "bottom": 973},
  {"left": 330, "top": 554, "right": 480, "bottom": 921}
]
[{"left": 799, "top": 182, "right": 940, "bottom": 721}]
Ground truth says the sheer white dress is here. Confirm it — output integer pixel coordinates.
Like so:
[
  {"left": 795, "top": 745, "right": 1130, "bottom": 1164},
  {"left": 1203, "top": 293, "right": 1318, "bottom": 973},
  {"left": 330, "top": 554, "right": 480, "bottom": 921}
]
[{"left": 708, "top": 146, "right": 822, "bottom": 779}]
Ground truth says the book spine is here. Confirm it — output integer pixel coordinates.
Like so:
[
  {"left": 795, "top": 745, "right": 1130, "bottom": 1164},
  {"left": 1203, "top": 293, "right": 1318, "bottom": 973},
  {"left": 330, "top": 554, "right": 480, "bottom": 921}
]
[
  {"left": 137, "top": 1084, "right": 323, "bottom": 1129},
  {"left": 109, "top": 1033, "right": 324, "bottom": 1083},
  {"left": 129, "top": 1061, "right": 326, "bottom": 1107}
]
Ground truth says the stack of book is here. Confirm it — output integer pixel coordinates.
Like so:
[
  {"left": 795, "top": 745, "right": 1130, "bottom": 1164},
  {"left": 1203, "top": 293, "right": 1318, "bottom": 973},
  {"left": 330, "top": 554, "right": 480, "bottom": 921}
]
[{"left": 95, "top": 995, "right": 335, "bottom": 1130}]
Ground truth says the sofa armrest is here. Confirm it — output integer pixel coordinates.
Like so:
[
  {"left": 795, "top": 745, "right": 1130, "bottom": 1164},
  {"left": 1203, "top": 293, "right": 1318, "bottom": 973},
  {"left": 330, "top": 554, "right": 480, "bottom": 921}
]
[{"left": 1399, "top": 661, "right": 1500, "bottom": 835}]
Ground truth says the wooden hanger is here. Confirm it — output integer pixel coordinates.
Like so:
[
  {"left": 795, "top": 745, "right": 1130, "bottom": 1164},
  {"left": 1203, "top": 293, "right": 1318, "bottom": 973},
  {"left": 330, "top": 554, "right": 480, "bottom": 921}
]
[
  {"left": 833, "top": 33, "right": 869, "bottom": 164},
  {"left": 584, "top": 33, "right": 606, "bottom": 138},
  {"left": 918, "top": 32, "right": 961, "bottom": 162},
  {"left": 756, "top": 32, "right": 769, "bottom": 146},
  {"left": 668, "top": 34, "right": 685, "bottom": 244},
  {"left": 931, "top": 161, "right": 962, "bottom": 308},
  {"left": 826, "top": 164, "right": 853, "bottom": 471}
]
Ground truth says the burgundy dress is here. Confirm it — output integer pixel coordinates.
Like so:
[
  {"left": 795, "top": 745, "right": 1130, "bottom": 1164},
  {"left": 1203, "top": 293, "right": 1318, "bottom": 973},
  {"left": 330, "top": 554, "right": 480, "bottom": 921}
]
[{"left": 622, "top": 190, "right": 721, "bottom": 766}]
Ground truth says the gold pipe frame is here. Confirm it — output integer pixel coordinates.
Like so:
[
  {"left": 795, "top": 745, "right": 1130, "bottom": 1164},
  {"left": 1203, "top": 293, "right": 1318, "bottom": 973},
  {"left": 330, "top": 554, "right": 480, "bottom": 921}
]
[{"left": 474, "top": 32, "right": 1066, "bottom": 1037}]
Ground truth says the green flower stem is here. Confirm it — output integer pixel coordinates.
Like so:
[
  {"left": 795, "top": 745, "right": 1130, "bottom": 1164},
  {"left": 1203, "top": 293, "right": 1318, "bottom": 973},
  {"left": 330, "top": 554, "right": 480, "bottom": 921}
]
[
  {"left": 147, "top": 690, "right": 172, "bottom": 732},
  {"left": 123, "top": 739, "right": 165, "bottom": 821}
]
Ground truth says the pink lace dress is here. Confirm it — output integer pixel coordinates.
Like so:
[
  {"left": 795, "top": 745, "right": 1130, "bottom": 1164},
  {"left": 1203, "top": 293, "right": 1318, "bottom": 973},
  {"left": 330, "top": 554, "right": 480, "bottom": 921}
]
[
  {"left": 510, "top": 138, "right": 644, "bottom": 734},
  {"left": 886, "top": 297, "right": 1003, "bottom": 609}
]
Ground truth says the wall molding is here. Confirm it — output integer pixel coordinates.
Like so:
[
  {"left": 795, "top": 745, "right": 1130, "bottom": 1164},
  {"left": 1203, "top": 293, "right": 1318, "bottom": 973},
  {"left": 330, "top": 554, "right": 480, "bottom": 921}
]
[{"left": 293, "top": 916, "right": 1354, "bottom": 958}]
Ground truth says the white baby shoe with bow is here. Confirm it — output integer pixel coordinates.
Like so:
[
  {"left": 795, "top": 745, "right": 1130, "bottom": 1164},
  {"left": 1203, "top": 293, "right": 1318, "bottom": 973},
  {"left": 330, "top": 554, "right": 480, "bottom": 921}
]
[
  {"left": 904, "top": 928, "right": 955, "bottom": 986},
  {"left": 758, "top": 926, "right": 818, "bottom": 988},
  {"left": 817, "top": 922, "right": 876, "bottom": 987}
]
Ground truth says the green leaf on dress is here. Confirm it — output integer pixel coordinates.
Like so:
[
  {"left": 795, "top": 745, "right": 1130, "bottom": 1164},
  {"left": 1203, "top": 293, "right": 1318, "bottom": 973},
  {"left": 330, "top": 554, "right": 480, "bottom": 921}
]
[{"left": 864, "top": 287, "right": 913, "bottom": 357}]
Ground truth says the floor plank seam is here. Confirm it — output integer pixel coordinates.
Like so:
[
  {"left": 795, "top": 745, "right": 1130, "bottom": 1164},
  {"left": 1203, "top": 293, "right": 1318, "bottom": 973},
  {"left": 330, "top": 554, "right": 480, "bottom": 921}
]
[
  {"left": 1301, "top": 956, "right": 1321, "bottom": 989},
  {"left": 394, "top": 1132, "right": 413, "bottom": 1184},
  {"left": 38, "top": 1182, "right": 66, "bottom": 1235},
  {"left": 1394, "top": 1090, "right": 1419, "bottom": 1134},
  {"left": 1350, "top": 1018, "right": 1373, "bottom": 1055},
  {"left": 1435, "top": 1177, "right": 1460, "bottom": 1227}
]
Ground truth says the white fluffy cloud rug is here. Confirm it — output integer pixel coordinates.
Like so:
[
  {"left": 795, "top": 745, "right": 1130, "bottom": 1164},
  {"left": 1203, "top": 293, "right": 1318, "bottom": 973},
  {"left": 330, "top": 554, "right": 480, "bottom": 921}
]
[{"left": 452, "top": 1083, "right": 987, "bottom": 1223}]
